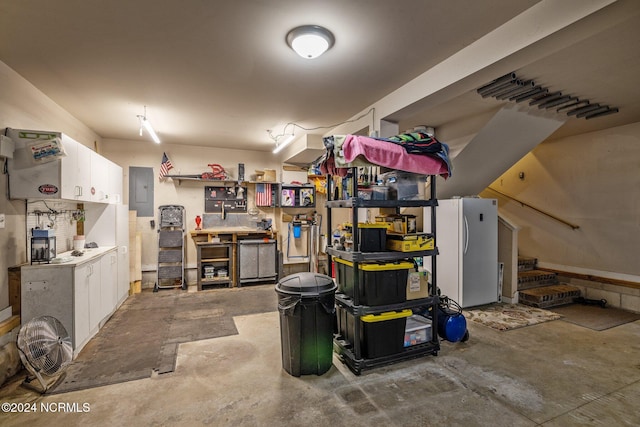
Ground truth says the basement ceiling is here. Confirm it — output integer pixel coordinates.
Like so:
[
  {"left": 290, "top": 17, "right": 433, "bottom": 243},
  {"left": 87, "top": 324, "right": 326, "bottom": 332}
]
[{"left": 0, "top": 0, "right": 639, "bottom": 152}]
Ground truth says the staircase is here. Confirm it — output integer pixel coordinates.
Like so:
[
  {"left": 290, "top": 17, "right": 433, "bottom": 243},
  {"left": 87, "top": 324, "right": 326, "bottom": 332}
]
[{"left": 517, "top": 256, "right": 581, "bottom": 308}]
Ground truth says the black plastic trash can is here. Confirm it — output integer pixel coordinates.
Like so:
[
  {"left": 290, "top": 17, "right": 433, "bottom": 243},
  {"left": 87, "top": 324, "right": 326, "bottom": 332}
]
[{"left": 275, "top": 272, "right": 337, "bottom": 376}]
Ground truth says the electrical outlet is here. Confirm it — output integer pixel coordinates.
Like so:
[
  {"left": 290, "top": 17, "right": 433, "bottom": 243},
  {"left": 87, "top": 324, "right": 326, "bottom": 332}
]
[{"left": 0, "top": 213, "right": 5, "bottom": 229}]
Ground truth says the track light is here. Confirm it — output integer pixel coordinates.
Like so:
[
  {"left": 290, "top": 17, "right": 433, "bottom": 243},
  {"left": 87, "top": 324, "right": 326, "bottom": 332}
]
[{"left": 137, "top": 107, "right": 160, "bottom": 144}]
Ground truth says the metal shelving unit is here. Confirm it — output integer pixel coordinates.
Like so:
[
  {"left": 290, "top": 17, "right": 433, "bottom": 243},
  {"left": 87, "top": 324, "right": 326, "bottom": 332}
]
[{"left": 326, "top": 169, "right": 440, "bottom": 375}]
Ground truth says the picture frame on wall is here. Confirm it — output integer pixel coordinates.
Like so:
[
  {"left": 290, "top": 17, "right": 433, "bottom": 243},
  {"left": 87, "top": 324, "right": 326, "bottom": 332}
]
[{"left": 281, "top": 189, "right": 295, "bottom": 207}]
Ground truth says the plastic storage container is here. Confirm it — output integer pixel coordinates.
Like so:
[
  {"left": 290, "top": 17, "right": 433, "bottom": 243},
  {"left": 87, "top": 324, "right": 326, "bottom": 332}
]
[
  {"left": 333, "top": 258, "right": 413, "bottom": 305},
  {"left": 336, "top": 306, "right": 412, "bottom": 358},
  {"left": 404, "top": 315, "right": 432, "bottom": 347},
  {"left": 380, "top": 171, "right": 426, "bottom": 200},
  {"left": 344, "top": 222, "right": 387, "bottom": 252},
  {"left": 275, "top": 272, "right": 337, "bottom": 376}
]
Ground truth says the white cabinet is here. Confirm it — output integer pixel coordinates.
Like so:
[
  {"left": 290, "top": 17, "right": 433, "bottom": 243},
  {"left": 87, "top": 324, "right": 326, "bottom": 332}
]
[
  {"left": 21, "top": 248, "right": 119, "bottom": 358},
  {"left": 7, "top": 128, "right": 121, "bottom": 204}
]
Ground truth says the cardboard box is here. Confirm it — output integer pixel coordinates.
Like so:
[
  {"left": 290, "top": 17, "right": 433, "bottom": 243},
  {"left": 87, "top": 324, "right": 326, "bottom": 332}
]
[
  {"left": 406, "top": 270, "right": 429, "bottom": 300},
  {"left": 377, "top": 214, "right": 416, "bottom": 234},
  {"left": 387, "top": 233, "right": 434, "bottom": 252}
]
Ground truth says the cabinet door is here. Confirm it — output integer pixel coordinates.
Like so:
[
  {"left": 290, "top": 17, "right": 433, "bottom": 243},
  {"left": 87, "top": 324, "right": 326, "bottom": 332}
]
[
  {"left": 107, "top": 160, "right": 123, "bottom": 204},
  {"left": 73, "top": 264, "right": 91, "bottom": 349},
  {"left": 87, "top": 259, "right": 102, "bottom": 333},
  {"left": 239, "top": 243, "right": 259, "bottom": 279},
  {"left": 61, "top": 135, "right": 92, "bottom": 201},
  {"left": 100, "top": 252, "right": 118, "bottom": 320},
  {"left": 90, "top": 151, "right": 109, "bottom": 202},
  {"left": 60, "top": 136, "right": 79, "bottom": 199},
  {"left": 258, "top": 242, "right": 277, "bottom": 277}
]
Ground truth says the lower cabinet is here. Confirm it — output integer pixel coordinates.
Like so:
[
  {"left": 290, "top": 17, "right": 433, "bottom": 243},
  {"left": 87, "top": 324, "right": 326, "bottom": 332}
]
[
  {"left": 238, "top": 239, "right": 277, "bottom": 285},
  {"left": 21, "top": 248, "right": 119, "bottom": 358}
]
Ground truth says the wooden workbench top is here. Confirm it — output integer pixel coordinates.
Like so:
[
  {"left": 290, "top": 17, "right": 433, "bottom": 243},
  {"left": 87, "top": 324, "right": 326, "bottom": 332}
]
[
  {"left": 190, "top": 227, "right": 272, "bottom": 235},
  {"left": 190, "top": 228, "right": 276, "bottom": 243}
]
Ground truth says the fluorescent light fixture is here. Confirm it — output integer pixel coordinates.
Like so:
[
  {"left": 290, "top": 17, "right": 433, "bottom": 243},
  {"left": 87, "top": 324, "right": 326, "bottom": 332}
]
[
  {"left": 142, "top": 117, "right": 160, "bottom": 144},
  {"left": 137, "top": 112, "right": 161, "bottom": 144},
  {"left": 286, "top": 25, "right": 335, "bottom": 59},
  {"left": 273, "top": 134, "right": 295, "bottom": 154}
]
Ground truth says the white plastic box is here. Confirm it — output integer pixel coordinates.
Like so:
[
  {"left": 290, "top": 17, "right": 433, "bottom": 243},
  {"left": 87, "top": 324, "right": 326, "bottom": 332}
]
[{"left": 403, "top": 315, "right": 432, "bottom": 347}]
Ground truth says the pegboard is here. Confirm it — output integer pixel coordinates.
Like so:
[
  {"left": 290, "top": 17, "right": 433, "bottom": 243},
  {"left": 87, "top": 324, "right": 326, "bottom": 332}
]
[{"left": 204, "top": 185, "right": 247, "bottom": 213}]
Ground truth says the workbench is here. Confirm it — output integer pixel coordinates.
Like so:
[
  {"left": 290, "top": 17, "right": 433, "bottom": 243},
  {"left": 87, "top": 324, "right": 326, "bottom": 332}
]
[{"left": 190, "top": 227, "right": 277, "bottom": 289}]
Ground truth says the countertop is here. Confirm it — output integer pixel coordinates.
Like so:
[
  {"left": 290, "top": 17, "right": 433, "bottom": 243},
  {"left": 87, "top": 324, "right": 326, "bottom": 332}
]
[{"left": 24, "top": 246, "right": 118, "bottom": 268}]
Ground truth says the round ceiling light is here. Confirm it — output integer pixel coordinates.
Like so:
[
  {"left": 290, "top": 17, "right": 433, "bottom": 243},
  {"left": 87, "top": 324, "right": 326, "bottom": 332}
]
[{"left": 286, "top": 25, "right": 335, "bottom": 59}]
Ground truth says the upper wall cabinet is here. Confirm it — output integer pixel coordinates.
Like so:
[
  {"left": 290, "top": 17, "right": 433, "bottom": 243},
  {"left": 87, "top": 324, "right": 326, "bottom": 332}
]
[{"left": 6, "top": 128, "right": 122, "bottom": 204}]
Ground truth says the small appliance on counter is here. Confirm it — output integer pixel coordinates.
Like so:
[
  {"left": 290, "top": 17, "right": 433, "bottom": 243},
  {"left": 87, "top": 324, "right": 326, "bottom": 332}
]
[{"left": 31, "top": 229, "right": 56, "bottom": 264}]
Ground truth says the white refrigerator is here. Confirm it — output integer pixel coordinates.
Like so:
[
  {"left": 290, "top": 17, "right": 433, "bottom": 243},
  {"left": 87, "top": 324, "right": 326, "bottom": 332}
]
[{"left": 424, "top": 198, "right": 498, "bottom": 308}]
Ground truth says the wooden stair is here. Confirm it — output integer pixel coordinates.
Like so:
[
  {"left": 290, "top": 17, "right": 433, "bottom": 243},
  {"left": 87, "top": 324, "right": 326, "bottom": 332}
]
[{"left": 517, "top": 256, "right": 581, "bottom": 308}]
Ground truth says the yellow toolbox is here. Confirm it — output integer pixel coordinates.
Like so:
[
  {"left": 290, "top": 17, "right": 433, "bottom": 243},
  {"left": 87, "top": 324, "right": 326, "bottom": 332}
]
[{"left": 386, "top": 233, "right": 434, "bottom": 252}]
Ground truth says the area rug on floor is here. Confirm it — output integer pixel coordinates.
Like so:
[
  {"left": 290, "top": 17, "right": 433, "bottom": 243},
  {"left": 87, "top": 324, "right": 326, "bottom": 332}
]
[
  {"left": 49, "top": 285, "right": 277, "bottom": 394},
  {"left": 464, "top": 303, "right": 561, "bottom": 331},
  {"left": 550, "top": 304, "right": 640, "bottom": 331}
]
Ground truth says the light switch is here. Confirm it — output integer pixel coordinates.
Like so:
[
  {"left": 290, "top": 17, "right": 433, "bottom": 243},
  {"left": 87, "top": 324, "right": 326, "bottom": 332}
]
[{"left": 0, "top": 213, "right": 5, "bottom": 228}]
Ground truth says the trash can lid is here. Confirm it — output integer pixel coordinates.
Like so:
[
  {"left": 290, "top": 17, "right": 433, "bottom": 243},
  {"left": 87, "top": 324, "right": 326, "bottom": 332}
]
[{"left": 275, "top": 272, "right": 337, "bottom": 296}]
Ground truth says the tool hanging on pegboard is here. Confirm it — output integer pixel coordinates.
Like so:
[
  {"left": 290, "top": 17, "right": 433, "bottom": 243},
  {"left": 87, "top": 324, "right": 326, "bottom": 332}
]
[{"left": 202, "top": 164, "right": 230, "bottom": 180}]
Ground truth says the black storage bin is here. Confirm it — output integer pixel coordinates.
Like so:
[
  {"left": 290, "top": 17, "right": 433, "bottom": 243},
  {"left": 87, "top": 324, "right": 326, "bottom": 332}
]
[
  {"left": 345, "top": 223, "right": 387, "bottom": 252},
  {"left": 336, "top": 305, "right": 411, "bottom": 358},
  {"left": 333, "top": 258, "right": 413, "bottom": 305},
  {"left": 275, "top": 272, "right": 337, "bottom": 376}
]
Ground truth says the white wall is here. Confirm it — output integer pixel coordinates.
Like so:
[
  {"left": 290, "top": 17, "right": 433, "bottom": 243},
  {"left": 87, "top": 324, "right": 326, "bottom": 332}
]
[
  {"left": 100, "top": 139, "right": 284, "bottom": 283},
  {"left": 0, "top": 61, "right": 101, "bottom": 310},
  {"left": 482, "top": 121, "right": 640, "bottom": 281}
]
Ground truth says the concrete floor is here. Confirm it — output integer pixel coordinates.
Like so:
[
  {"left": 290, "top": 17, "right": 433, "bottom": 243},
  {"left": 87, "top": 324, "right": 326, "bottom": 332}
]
[{"left": 1, "top": 286, "right": 639, "bottom": 426}]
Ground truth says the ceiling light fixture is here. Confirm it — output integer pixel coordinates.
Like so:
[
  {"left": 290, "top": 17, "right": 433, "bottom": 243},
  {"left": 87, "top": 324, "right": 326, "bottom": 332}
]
[
  {"left": 272, "top": 133, "right": 295, "bottom": 154},
  {"left": 137, "top": 106, "right": 160, "bottom": 144},
  {"left": 286, "top": 25, "right": 335, "bottom": 59}
]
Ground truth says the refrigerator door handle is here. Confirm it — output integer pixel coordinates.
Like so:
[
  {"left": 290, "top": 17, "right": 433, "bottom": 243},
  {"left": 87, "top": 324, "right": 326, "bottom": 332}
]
[{"left": 463, "top": 215, "right": 469, "bottom": 255}]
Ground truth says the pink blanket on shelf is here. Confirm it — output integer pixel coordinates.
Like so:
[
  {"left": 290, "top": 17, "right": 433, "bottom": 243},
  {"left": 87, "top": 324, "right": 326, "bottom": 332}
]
[{"left": 341, "top": 134, "right": 450, "bottom": 178}]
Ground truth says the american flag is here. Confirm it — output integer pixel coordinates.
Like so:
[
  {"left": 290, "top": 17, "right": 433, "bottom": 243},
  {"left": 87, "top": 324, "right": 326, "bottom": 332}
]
[
  {"left": 255, "top": 183, "right": 272, "bottom": 206},
  {"left": 159, "top": 152, "right": 174, "bottom": 180}
]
